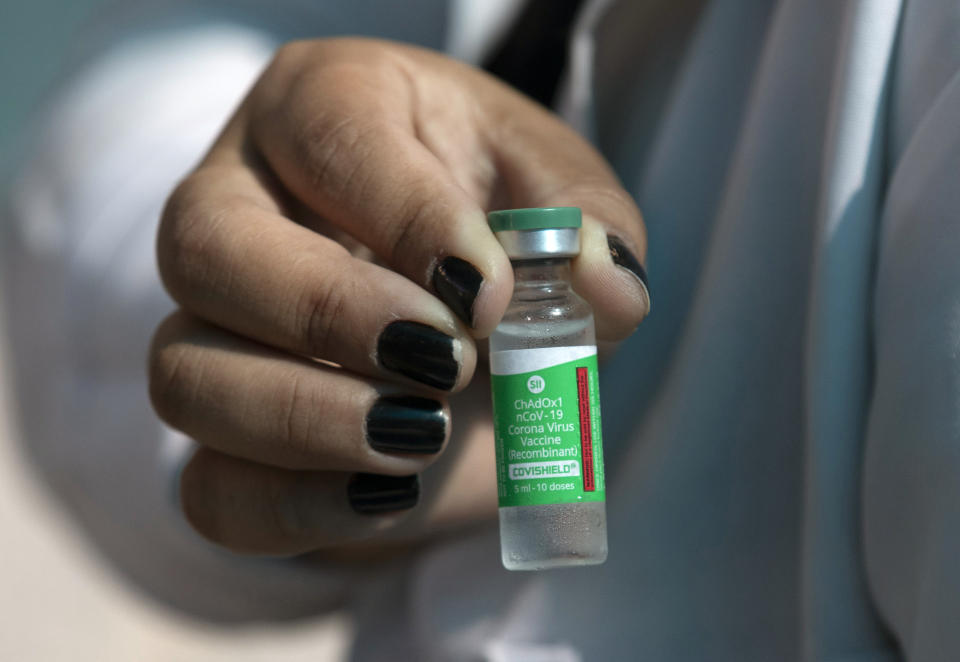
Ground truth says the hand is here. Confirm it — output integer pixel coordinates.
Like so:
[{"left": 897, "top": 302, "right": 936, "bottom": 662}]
[{"left": 149, "top": 38, "right": 649, "bottom": 556}]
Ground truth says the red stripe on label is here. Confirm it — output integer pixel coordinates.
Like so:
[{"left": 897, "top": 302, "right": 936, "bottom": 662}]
[{"left": 576, "top": 366, "right": 595, "bottom": 491}]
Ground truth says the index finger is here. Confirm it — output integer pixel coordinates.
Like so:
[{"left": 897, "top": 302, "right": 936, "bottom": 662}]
[
  {"left": 246, "top": 40, "right": 514, "bottom": 338},
  {"left": 246, "top": 40, "right": 649, "bottom": 341}
]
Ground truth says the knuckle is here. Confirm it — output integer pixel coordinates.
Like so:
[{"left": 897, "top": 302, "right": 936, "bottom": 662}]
[
  {"left": 180, "top": 449, "right": 311, "bottom": 554},
  {"left": 158, "top": 174, "right": 231, "bottom": 302},
  {"left": 275, "top": 371, "right": 319, "bottom": 458},
  {"left": 264, "top": 470, "right": 312, "bottom": 544},
  {"left": 295, "top": 275, "right": 350, "bottom": 359},
  {"left": 564, "top": 181, "right": 643, "bottom": 224},
  {"left": 301, "top": 113, "right": 362, "bottom": 190},
  {"left": 299, "top": 113, "right": 382, "bottom": 198},
  {"left": 148, "top": 319, "right": 201, "bottom": 429},
  {"left": 159, "top": 175, "right": 203, "bottom": 258},
  {"left": 590, "top": 186, "right": 643, "bottom": 223},
  {"left": 178, "top": 451, "right": 227, "bottom": 544},
  {"left": 270, "top": 39, "right": 313, "bottom": 73},
  {"left": 313, "top": 45, "right": 402, "bottom": 88},
  {"left": 389, "top": 186, "right": 437, "bottom": 269}
]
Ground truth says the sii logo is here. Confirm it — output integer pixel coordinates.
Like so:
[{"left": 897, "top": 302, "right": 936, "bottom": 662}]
[{"left": 527, "top": 375, "right": 545, "bottom": 394}]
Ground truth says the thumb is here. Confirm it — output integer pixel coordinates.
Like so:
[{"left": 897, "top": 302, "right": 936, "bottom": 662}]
[{"left": 478, "top": 82, "right": 650, "bottom": 340}]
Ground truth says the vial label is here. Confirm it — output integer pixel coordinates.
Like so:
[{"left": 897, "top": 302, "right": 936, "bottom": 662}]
[{"left": 490, "top": 346, "right": 605, "bottom": 507}]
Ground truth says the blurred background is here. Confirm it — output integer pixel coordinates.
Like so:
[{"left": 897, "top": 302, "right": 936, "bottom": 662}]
[
  {"left": 0, "top": 1, "right": 365, "bottom": 659},
  {"left": 0, "top": 2, "right": 101, "bottom": 178}
]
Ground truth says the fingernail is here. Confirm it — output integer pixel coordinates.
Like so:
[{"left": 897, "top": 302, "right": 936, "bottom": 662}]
[
  {"left": 607, "top": 235, "right": 650, "bottom": 302},
  {"left": 348, "top": 473, "right": 420, "bottom": 514},
  {"left": 432, "top": 257, "right": 483, "bottom": 327},
  {"left": 366, "top": 396, "right": 446, "bottom": 454},
  {"left": 377, "top": 321, "right": 460, "bottom": 390}
]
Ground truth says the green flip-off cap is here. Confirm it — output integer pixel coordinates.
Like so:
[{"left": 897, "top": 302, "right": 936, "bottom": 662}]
[{"left": 487, "top": 207, "right": 582, "bottom": 232}]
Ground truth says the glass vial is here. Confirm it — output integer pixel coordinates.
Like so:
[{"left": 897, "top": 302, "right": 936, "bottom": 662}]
[{"left": 488, "top": 207, "right": 607, "bottom": 571}]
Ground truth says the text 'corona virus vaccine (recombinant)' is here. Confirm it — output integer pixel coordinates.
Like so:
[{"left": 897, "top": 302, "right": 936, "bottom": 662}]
[{"left": 488, "top": 207, "right": 607, "bottom": 571}]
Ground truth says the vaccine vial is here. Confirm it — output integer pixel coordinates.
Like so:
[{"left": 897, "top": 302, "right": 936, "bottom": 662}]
[{"left": 488, "top": 207, "right": 607, "bottom": 570}]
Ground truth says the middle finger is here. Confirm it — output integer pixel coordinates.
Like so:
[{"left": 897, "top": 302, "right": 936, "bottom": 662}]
[{"left": 158, "top": 165, "right": 476, "bottom": 392}]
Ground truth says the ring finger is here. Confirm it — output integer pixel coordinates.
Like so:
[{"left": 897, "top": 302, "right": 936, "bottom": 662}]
[{"left": 149, "top": 312, "right": 450, "bottom": 474}]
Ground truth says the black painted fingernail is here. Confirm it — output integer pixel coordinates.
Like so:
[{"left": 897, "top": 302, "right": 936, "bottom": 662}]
[
  {"left": 377, "top": 321, "right": 460, "bottom": 390},
  {"left": 608, "top": 235, "right": 650, "bottom": 295},
  {"left": 367, "top": 396, "right": 446, "bottom": 454},
  {"left": 432, "top": 257, "right": 483, "bottom": 327},
  {"left": 348, "top": 473, "right": 420, "bottom": 514}
]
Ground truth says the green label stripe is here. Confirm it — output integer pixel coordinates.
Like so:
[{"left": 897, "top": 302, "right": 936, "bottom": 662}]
[{"left": 490, "top": 348, "right": 605, "bottom": 507}]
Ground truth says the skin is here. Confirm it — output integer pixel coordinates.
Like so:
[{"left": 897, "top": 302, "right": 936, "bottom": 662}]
[{"left": 149, "top": 38, "right": 649, "bottom": 557}]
